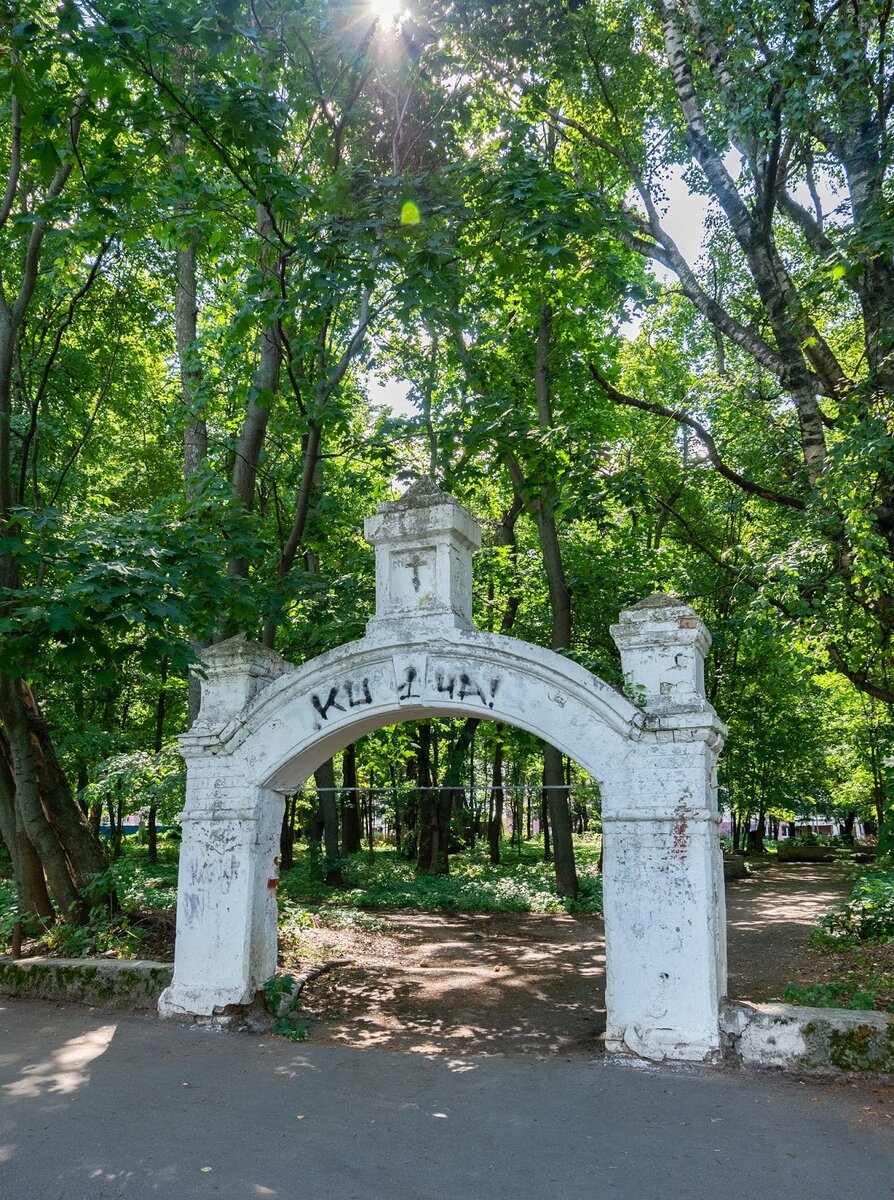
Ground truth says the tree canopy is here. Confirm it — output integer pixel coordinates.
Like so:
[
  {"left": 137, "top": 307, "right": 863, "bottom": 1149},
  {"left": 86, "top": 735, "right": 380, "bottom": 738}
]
[{"left": 0, "top": 0, "right": 891, "bottom": 921}]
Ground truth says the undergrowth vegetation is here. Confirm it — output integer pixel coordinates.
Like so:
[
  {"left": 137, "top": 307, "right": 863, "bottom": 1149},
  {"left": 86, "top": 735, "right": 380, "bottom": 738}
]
[
  {"left": 787, "top": 859, "right": 894, "bottom": 1014},
  {"left": 1, "top": 836, "right": 604, "bottom": 961},
  {"left": 783, "top": 980, "right": 883, "bottom": 1012},
  {"left": 0, "top": 841, "right": 180, "bottom": 959},
  {"left": 815, "top": 861, "right": 894, "bottom": 945},
  {"left": 277, "top": 840, "right": 604, "bottom": 915}
]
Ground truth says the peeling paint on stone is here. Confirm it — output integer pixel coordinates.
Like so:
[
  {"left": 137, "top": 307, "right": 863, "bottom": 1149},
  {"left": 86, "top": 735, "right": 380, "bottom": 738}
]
[{"left": 721, "top": 1000, "right": 894, "bottom": 1077}]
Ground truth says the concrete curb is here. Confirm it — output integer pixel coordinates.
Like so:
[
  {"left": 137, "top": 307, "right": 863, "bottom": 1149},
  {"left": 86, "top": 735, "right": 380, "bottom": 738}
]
[
  {"left": 721, "top": 999, "right": 894, "bottom": 1076},
  {"left": 0, "top": 957, "right": 173, "bottom": 1010}
]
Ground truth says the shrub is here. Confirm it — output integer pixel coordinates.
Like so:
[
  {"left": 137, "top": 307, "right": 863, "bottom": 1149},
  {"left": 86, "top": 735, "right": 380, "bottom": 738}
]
[
  {"left": 818, "top": 870, "right": 894, "bottom": 943},
  {"left": 783, "top": 981, "right": 877, "bottom": 1010}
]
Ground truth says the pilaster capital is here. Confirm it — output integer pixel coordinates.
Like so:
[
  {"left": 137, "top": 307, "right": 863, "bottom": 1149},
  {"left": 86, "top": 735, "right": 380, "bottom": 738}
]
[
  {"left": 611, "top": 593, "right": 714, "bottom": 716},
  {"left": 192, "top": 634, "right": 290, "bottom": 731}
]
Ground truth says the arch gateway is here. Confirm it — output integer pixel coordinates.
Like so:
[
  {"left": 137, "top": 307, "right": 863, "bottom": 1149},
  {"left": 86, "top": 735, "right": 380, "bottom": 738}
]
[{"left": 159, "top": 481, "right": 728, "bottom": 1063}]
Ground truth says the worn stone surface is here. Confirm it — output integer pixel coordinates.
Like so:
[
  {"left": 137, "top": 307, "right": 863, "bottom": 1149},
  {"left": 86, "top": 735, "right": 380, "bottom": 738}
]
[
  {"left": 721, "top": 999, "right": 894, "bottom": 1076},
  {"left": 363, "top": 481, "right": 481, "bottom": 637},
  {"left": 0, "top": 956, "right": 172, "bottom": 1009},
  {"left": 161, "top": 485, "right": 728, "bottom": 1064}
]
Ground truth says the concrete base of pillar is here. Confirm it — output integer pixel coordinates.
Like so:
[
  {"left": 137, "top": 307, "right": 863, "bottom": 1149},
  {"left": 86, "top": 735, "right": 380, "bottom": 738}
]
[
  {"left": 606, "top": 1026, "right": 722, "bottom": 1064},
  {"left": 158, "top": 981, "right": 257, "bottom": 1019}
]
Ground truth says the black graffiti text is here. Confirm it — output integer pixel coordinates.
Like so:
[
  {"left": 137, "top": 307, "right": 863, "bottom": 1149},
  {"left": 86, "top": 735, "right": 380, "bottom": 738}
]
[
  {"left": 311, "top": 677, "right": 374, "bottom": 721},
  {"left": 435, "top": 670, "right": 500, "bottom": 708}
]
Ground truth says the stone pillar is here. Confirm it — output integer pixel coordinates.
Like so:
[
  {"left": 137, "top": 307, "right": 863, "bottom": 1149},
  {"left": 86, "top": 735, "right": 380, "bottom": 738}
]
[
  {"left": 158, "top": 637, "right": 288, "bottom": 1018},
  {"left": 605, "top": 595, "right": 727, "bottom": 1061}
]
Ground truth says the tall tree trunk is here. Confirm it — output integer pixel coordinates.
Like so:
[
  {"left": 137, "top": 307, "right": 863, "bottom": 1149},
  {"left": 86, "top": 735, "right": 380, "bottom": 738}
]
[
  {"left": 415, "top": 723, "right": 436, "bottom": 872},
  {"left": 487, "top": 731, "right": 505, "bottom": 865},
  {"left": 262, "top": 422, "right": 322, "bottom": 648},
  {"left": 341, "top": 743, "right": 361, "bottom": 855},
  {"left": 0, "top": 675, "right": 86, "bottom": 920},
  {"left": 169, "top": 61, "right": 209, "bottom": 725},
  {"left": 176, "top": 234, "right": 208, "bottom": 726},
  {"left": 228, "top": 202, "right": 282, "bottom": 582},
  {"left": 0, "top": 92, "right": 107, "bottom": 925},
  {"left": 21, "top": 682, "right": 109, "bottom": 891},
  {"left": 279, "top": 795, "right": 295, "bottom": 872},
  {"left": 392, "top": 763, "right": 402, "bottom": 851},
  {"left": 148, "top": 658, "right": 167, "bottom": 864},
  {"left": 403, "top": 746, "right": 418, "bottom": 861},
  {"left": 0, "top": 736, "right": 52, "bottom": 926},
  {"left": 176, "top": 238, "right": 207, "bottom": 489},
  {"left": 111, "top": 786, "right": 124, "bottom": 861},
  {"left": 314, "top": 758, "right": 341, "bottom": 886},
  {"left": 507, "top": 304, "right": 579, "bottom": 897},
  {"left": 418, "top": 719, "right": 477, "bottom": 876},
  {"left": 747, "top": 805, "right": 766, "bottom": 854},
  {"left": 366, "top": 774, "right": 376, "bottom": 859}
]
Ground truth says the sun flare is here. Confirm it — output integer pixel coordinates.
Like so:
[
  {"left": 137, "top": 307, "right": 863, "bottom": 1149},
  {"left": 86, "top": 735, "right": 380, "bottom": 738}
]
[{"left": 370, "top": 0, "right": 406, "bottom": 26}]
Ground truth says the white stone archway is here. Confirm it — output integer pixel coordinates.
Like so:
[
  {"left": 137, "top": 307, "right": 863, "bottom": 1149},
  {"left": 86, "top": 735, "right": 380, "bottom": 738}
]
[{"left": 159, "top": 481, "right": 728, "bottom": 1062}]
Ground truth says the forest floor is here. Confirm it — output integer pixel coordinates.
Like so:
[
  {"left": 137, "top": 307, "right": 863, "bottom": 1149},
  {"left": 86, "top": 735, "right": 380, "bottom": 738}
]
[{"left": 282, "top": 862, "right": 877, "bottom": 1058}]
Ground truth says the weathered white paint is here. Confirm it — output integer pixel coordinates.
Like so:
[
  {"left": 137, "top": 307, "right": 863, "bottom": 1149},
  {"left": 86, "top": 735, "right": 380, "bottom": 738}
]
[
  {"left": 159, "top": 480, "right": 728, "bottom": 1062},
  {"left": 721, "top": 1000, "right": 894, "bottom": 1075}
]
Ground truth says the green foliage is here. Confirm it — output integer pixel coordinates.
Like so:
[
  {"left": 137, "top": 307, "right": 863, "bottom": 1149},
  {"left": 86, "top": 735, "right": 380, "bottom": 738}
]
[
  {"left": 272, "top": 1017, "right": 311, "bottom": 1042},
  {"left": 818, "top": 870, "right": 894, "bottom": 944},
  {"left": 1, "top": 843, "right": 178, "bottom": 956},
  {"left": 0, "top": 490, "right": 266, "bottom": 678},
  {"left": 1, "top": 0, "right": 893, "bottom": 954},
  {"left": 93, "top": 847, "right": 179, "bottom": 911},
  {"left": 0, "top": 878, "right": 18, "bottom": 950},
  {"left": 37, "top": 853, "right": 181, "bottom": 958},
  {"left": 82, "top": 746, "right": 186, "bottom": 829},
  {"left": 41, "top": 908, "right": 148, "bottom": 960},
  {"left": 276, "top": 900, "right": 316, "bottom": 963},
  {"left": 783, "top": 981, "right": 880, "bottom": 1012},
  {"left": 263, "top": 972, "right": 297, "bottom": 1011},
  {"left": 263, "top": 972, "right": 311, "bottom": 1041},
  {"left": 279, "top": 843, "right": 604, "bottom": 914}
]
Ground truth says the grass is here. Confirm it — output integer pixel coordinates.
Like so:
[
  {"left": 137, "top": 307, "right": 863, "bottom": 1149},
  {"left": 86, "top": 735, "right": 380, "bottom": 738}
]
[
  {"left": 783, "top": 980, "right": 883, "bottom": 1011},
  {"left": 784, "top": 958, "right": 894, "bottom": 1013},
  {"left": 278, "top": 838, "right": 604, "bottom": 915}
]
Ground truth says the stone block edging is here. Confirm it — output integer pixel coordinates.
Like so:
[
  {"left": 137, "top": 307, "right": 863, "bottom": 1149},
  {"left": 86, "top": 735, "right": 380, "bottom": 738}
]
[
  {"left": 775, "top": 844, "right": 838, "bottom": 862},
  {"left": 0, "top": 956, "right": 173, "bottom": 1010},
  {"left": 721, "top": 999, "right": 894, "bottom": 1076}
]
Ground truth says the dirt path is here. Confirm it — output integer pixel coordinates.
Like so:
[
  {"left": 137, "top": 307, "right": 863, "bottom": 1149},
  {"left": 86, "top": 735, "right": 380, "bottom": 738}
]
[
  {"left": 296, "top": 910, "right": 607, "bottom": 1057},
  {"left": 295, "top": 863, "right": 851, "bottom": 1057},
  {"left": 725, "top": 863, "right": 850, "bottom": 1001}
]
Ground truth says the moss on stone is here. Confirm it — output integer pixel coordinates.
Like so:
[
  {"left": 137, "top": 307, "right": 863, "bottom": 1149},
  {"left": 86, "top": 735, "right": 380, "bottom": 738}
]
[
  {"left": 824, "top": 1024, "right": 894, "bottom": 1072},
  {"left": 0, "top": 957, "right": 172, "bottom": 1009}
]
